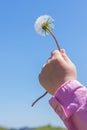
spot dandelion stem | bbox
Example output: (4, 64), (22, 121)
(32, 23), (61, 107)
(46, 27), (61, 51)
(32, 91), (48, 107)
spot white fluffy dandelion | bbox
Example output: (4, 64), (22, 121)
(34, 15), (60, 50)
(34, 15), (54, 36)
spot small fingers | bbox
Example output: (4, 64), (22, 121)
(60, 49), (72, 63)
(51, 50), (60, 57)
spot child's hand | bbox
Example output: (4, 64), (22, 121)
(39, 49), (77, 95)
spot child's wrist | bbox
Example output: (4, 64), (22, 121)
(52, 77), (77, 95)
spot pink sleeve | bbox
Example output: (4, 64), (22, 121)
(49, 80), (83, 121)
(49, 80), (87, 130)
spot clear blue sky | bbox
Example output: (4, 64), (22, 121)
(0, 0), (87, 129)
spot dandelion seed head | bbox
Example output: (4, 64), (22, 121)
(34, 15), (54, 36)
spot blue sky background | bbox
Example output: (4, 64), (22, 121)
(0, 0), (87, 129)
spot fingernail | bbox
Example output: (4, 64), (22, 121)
(42, 64), (46, 68)
(61, 49), (65, 53)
